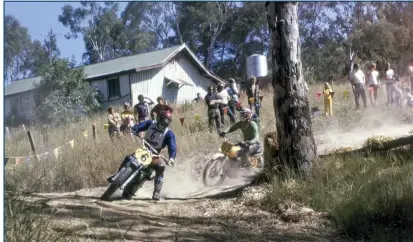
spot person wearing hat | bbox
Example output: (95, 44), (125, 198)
(204, 86), (221, 133)
(120, 102), (135, 135)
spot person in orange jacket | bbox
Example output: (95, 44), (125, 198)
(323, 82), (333, 116)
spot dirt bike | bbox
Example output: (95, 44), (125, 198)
(202, 140), (264, 187)
(100, 132), (172, 201)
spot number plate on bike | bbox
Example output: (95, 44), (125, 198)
(221, 142), (233, 154)
(134, 148), (151, 166)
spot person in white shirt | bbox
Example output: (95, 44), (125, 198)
(367, 63), (380, 106)
(351, 64), (367, 109)
(214, 83), (236, 125)
(385, 62), (397, 106)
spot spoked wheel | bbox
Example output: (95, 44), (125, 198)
(101, 167), (133, 201)
(202, 156), (228, 187)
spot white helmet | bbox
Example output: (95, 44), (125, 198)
(239, 108), (252, 122)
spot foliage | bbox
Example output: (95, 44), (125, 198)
(5, 15), (34, 83)
(34, 58), (100, 124)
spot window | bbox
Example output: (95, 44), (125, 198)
(107, 78), (120, 99)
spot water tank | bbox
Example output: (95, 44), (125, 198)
(246, 54), (268, 79)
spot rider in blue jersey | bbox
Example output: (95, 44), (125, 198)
(109, 110), (177, 201)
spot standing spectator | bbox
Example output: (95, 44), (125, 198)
(246, 76), (262, 117)
(107, 106), (121, 140)
(215, 83), (236, 125)
(193, 93), (204, 103)
(408, 59), (413, 95)
(229, 78), (239, 95)
(226, 80), (240, 117)
(120, 102), (135, 135)
(323, 82), (333, 116)
(151, 96), (174, 120)
(385, 63), (397, 106)
(134, 94), (154, 123)
(204, 86), (221, 133)
(367, 63), (380, 106)
(351, 64), (367, 109)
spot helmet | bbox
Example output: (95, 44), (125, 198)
(157, 111), (172, 130)
(124, 102), (130, 108)
(229, 78), (235, 83)
(138, 94), (144, 101)
(239, 108), (252, 122)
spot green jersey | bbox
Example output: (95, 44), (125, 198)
(225, 121), (260, 143)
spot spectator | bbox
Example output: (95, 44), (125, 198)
(246, 76), (262, 117)
(204, 86), (221, 133)
(120, 102), (135, 135)
(226, 79), (240, 116)
(134, 94), (154, 123)
(193, 93), (204, 103)
(323, 82), (333, 116)
(408, 59), (413, 95)
(229, 78), (239, 95)
(107, 106), (121, 140)
(215, 83), (236, 125)
(351, 64), (367, 109)
(150, 96), (174, 120)
(367, 63), (380, 106)
(385, 63), (397, 106)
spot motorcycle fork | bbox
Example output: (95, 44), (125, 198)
(120, 168), (141, 190)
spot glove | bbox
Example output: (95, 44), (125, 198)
(219, 131), (226, 138)
(167, 158), (175, 167)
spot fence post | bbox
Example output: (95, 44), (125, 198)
(5, 127), (11, 141)
(92, 124), (96, 140)
(27, 131), (37, 157)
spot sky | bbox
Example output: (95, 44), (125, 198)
(5, 1), (128, 66)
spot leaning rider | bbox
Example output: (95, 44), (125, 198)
(219, 108), (262, 161)
(108, 110), (177, 201)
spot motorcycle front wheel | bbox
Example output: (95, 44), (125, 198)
(202, 156), (228, 187)
(101, 167), (133, 201)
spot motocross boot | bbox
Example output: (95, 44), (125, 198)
(152, 178), (163, 201)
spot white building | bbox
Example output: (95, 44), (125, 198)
(4, 44), (226, 121)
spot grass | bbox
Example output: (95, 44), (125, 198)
(5, 82), (413, 241)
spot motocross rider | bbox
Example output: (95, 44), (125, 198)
(219, 108), (262, 160)
(109, 110), (176, 201)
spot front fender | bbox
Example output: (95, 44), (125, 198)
(211, 153), (225, 160)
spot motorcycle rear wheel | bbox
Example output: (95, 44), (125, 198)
(101, 167), (133, 201)
(202, 156), (228, 187)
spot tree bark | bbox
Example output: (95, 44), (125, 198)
(266, 2), (317, 171)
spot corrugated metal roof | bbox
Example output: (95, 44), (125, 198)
(83, 45), (183, 79)
(5, 44), (226, 96)
(4, 76), (41, 96)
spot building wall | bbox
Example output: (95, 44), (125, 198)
(4, 91), (36, 121)
(130, 68), (164, 107)
(90, 73), (131, 109)
(161, 55), (215, 104)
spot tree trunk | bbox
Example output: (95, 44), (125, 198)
(266, 2), (317, 171)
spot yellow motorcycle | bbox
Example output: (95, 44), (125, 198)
(101, 135), (172, 201)
(202, 140), (264, 187)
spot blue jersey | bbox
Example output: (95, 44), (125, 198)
(131, 120), (177, 160)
